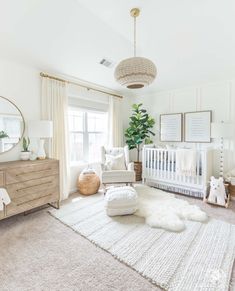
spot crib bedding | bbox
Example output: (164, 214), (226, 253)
(142, 147), (212, 198)
(145, 160), (202, 175)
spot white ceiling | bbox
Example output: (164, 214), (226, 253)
(1, 0), (235, 95)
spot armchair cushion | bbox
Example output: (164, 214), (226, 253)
(102, 170), (135, 184)
(127, 162), (134, 171)
(105, 153), (126, 170)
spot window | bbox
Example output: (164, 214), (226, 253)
(69, 107), (108, 163)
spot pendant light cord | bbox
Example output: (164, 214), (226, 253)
(134, 16), (136, 57)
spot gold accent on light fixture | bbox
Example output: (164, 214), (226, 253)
(130, 8), (140, 18)
(114, 8), (157, 89)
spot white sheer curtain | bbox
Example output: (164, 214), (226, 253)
(41, 77), (70, 200)
(108, 96), (123, 147)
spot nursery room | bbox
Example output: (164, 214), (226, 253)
(0, 0), (235, 290)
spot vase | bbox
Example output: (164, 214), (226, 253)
(20, 151), (31, 161)
(37, 139), (46, 159)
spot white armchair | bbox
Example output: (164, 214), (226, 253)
(101, 145), (136, 187)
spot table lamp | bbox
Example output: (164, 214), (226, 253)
(211, 122), (234, 177)
(28, 120), (53, 159)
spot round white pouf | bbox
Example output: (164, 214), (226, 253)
(104, 186), (138, 216)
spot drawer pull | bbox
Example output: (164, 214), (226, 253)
(16, 193), (53, 206)
(16, 168), (52, 176)
(16, 181), (53, 192)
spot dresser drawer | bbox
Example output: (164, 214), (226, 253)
(6, 161), (59, 184)
(6, 175), (59, 202)
(6, 194), (58, 217)
(0, 171), (4, 187)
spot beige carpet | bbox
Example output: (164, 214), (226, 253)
(0, 193), (234, 291)
(50, 193), (235, 291)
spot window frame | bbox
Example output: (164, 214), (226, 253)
(68, 106), (108, 164)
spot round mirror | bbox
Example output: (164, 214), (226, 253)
(0, 96), (25, 154)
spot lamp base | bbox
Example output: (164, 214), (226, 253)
(37, 139), (46, 160)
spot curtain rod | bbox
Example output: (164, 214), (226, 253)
(40, 72), (123, 99)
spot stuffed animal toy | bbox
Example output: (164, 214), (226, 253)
(208, 176), (227, 206)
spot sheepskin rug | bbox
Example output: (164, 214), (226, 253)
(134, 185), (208, 232)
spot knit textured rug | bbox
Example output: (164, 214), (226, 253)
(50, 193), (235, 291)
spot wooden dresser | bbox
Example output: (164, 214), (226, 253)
(0, 159), (60, 220)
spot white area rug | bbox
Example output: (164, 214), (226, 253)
(50, 192), (235, 291)
(135, 185), (208, 231)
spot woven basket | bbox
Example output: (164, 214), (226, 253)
(229, 183), (235, 199)
(134, 161), (142, 181)
(77, 170), (100, 195)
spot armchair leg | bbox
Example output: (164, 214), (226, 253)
(103, 184), (107, 195)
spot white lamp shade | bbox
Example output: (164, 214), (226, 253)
(28, 120), (53, 138)
(211, 122), (234, 138)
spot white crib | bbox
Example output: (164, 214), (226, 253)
(142, 146), (213, 198)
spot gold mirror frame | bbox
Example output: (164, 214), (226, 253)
(0, 96), (25, 155)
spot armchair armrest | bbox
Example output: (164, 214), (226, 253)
(127, 162), (134, 171)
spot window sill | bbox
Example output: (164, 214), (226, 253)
(70, 161), (101, 168)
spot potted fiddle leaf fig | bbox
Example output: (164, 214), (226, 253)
(20, 137), (31, 160)
(125, 103), (155, 181)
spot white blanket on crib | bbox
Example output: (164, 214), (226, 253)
(0, 188), (11, 211)
(176, 149), (196, 176)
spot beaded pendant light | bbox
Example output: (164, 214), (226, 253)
(114, 8), (157, 89)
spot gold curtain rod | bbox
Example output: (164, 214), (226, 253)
(40, 72), (123, 99)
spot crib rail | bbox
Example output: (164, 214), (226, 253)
(142, 147), (209, 194)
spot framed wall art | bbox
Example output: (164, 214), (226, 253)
(184, 110), (212, 143)
(160, 113), (183, 142)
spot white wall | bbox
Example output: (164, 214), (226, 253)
(135, 80), (235, 176)
(0, 59), (41, 162)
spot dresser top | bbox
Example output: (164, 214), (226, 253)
(0, 158), (58, 169)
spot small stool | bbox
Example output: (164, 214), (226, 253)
(77, 168), (100, 195)
(104, 186), (138, 216)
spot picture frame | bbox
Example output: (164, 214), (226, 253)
(184, 110), (212, 143)
(160, 113), (183, 142)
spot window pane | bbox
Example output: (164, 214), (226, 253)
(87, 112), (107, 132)
(68, 109), (83, 131)
(88, 133), (106, 162)
(70, 132), (84, 162)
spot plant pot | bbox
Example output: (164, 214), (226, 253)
(134, 161), (142, 181)
(20, 151), (31, 161)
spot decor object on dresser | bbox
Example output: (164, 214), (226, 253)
(104, 186), (138, 216)
(0, 159), (59, 220)
(20, 137), (31, 160)
(114, 8), (156, 89)
(28, 120), (53, 159)
(0, 96), (25, 154)
(101, 145), (135, 187)
(160, 113), (183, 142)
(77, 168), (100, 195)
(184, 111), (212, 143)
(211, 121), (234, 177)
(125, 103), (155, 181)
(142, 145), (213, 198)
